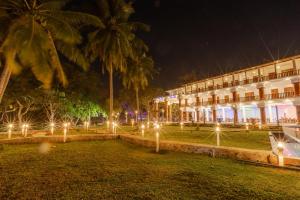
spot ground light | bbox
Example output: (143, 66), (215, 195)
(180, 122), (184, 130)
(131, 119), (135, 127)
(154, 123), (160, 153)
(50, 122), (55, 135)
(277, 141), (284, 166)
(135, 110), (138, 123)
(215, 124), (221, 146)
(8, 124), (13, 139)
(84, 121), (90, 132)
(141, 124), (145, 137)
(245, 123), (249, 132)
(24, 124), (29, 137)
(63, 123), (68, 143)
(112, 122), (117, 135)
(147, 121), (150, 129)
(125, 112), (128, 124)
(21, 124), (26, 136)
(258, 122), (262, 130)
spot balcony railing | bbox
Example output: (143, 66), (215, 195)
(184, 69), (300, 95)
(264, 92), (296, 100)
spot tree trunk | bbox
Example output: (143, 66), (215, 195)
(0, 63), (11, 103)
(135, 88), (140, 124)
(109, 63), (113, 133)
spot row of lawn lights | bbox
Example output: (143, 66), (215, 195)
(6, 121), (91, 142)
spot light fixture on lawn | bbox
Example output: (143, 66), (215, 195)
(154, 123), (160, 153)
(215, 125), (221, 146)
(50, 122), (55, 135)
(277, 141), (284, 167)
(63, 123), (68, 143)
(180, 122), (184, 130)
(141, 124), (145, 137)
(8, 124), (13, 139)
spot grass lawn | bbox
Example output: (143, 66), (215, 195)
(0, 141), (299, 199)
(133, 125), (272, 150)
(0, 125), (271, 150)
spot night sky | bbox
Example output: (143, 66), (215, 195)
(132, 0), (300, 89)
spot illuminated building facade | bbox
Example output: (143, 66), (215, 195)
(153, 55), (300, 125)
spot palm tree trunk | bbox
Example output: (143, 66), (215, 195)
(135, 88), (140, 124)
(109, 63), (113, 133)
(0, 63), (11, 103)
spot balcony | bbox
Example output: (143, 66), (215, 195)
(183, 69), (300, 95)
(264, 92), (296, 100)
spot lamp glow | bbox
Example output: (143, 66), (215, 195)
(131, 119), (135, 127)
(154, 123), (160, 153)
(215, 125), (221, 146)
(8, 124), (13, 139)
(63, 123), (68, 143)
(50, 122), (55, 135)
(277, 141), (284, 166)
(141, 124), (145, 137)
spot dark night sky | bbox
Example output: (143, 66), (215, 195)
(131, 0), (300, 89)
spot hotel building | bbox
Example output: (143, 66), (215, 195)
(152, 55), (300, 125)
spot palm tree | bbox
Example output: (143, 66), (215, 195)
(122, 52), (155, 123)
(0, 0), (103, 102)
(87, 0), (149, 132)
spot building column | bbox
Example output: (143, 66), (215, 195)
(212, 107), (217, 123)
(180, 109), (183, 122)
(257, 83), (265, 100)
(232, 106), (238, 125)
(296, 105), (300, 124)
(258, 103), (266, 124)
(186, 111), (189, 122)
(169, 104), (172, 122)
(165, 99), (168, 122)
(196, 109), (200, 122)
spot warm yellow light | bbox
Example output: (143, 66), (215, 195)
(141, 124), (145, 129)
(215, 126), (220, 132)
(8, 124), (13, 129)
(278, 142), (284, 149)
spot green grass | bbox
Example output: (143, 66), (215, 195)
(0, 141), (299, 199)
(135, 125), (271, 150)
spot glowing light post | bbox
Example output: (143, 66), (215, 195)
(258, 122), (262, 130)
(8, 124), (13, 139)
(245, 123), (249, 133)
(50, 122), (55, 135)
(24, 124), (29, 137)
(147, 121), (150, 129)
(84, 121), (90, 132)
(112, 122), (118, 135)
(131, 119), (135, 127)
(154, 123), (160, 153)
(180, 122), (184, 130)
(277, 142), (284, 167)
(21, 124), (26, 136)
(135, 110), (138, 124)
(125, 112), (128, 124)
(141, 124), (145, 137)
(63, 123), (68, 143)
(215, 124), (221, 146)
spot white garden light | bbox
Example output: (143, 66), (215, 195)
(141, 124), (145, 137)
(180, 122), (184, 130)
(50, 122), (55, 135)
(8, 124), (13, 139)
(63, 123), (68, 143)
(277, 141), (284, 167)
(154, 123), (160, 153)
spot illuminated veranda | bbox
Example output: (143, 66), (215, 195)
(152, 55), (300, 125)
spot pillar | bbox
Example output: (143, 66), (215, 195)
(165, 100), (168, 122)
(186, 111), (189, 122)
(180, 109), (183, 122)
(260, 107), (266, 124)
(257, 83), (265, 100)
(294, 82), (300, 96)
(212, 108), (217, 122)
(169, 104), (172, 122)
(233, 106), (238, 125)
(196, 109), (200, 122)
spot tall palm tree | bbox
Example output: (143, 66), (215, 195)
(87, 0), (149, 132)
(0, 0), (103, 102)
(122, 52), (155, 123)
